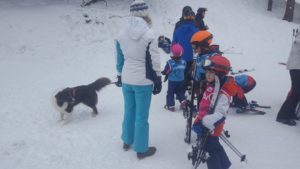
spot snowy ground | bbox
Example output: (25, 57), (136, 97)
(1, 0), (300, 169)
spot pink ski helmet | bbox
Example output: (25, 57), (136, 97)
(171, 43), (184, 58)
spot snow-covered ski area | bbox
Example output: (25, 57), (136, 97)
(1, 0), (300, 169)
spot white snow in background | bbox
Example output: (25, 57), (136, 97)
(0, 0), (300, 169)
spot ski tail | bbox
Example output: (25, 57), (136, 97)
(188, 131), (210, 169)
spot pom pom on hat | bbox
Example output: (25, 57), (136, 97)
(130, 0), (149, 17)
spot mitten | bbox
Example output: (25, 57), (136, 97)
(152, 77), (162, 95)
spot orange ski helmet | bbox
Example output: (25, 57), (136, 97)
(191, 30), (213, 48)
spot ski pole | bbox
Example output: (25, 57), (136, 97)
(223, 130), (230, 138)
(221, 46), (234, 53)
(220, 134), (247, 162)
(223, 51), (244, 55)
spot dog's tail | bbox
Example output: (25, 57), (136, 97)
(89, 77), (112, 91)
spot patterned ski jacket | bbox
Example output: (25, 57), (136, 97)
(162, 59), (186, 82)
(193, 51), (219, 81)
(116, 17), (161, 85)
(194, 77), (238, 136)
(234, 75), (256, 99)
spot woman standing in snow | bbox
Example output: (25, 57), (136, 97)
(115, 0), (162, 159)
(276, 31), (300, 126)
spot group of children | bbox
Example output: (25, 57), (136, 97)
(162, 13), (256, 113)
(161, 6), (257, 169)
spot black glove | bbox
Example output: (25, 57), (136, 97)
(152, 77), (162, 95)
(115, 75), (122, 87)
(152, 82), (162, 95)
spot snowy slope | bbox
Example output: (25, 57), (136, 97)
(0, 0), (300, 169)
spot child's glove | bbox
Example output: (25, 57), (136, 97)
(115, 75), (122, 87)
(192, 121), (210, 135)
(163, 75), (168, 82)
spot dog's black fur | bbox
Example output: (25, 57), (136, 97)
(55, 77), (111, 116)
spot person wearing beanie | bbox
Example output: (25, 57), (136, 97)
(161, 44), (187, 112)
(115, 0), (162, 159)
(195, 7), (208, 30)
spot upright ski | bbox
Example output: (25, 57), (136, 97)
(183, 74), (197, 144)
(188, 132), (209, 169)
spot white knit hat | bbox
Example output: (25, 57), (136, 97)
(130, 0), (149, 17)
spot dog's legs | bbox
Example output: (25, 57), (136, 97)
(58, 102), (68, 121)
(91, 106), (98, 117)
(60, 111), (65, 120)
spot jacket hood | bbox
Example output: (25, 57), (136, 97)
(126, 16), (149, 40)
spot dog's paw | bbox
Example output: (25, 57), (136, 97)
(91, 112), (97, 118)
(60, 112), (65, 121)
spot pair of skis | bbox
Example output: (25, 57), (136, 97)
(235, 101), (271, 115)
(183, 67), (198, 144)
(230, 68), (255, 75)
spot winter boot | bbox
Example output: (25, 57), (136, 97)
(137, 146), (156, 159)
(164, 105), (175, 112)
(276, 118), (297, 126)
(123, 143), (130, 151)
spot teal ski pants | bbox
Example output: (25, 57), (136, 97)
(121, 84), (153, 153)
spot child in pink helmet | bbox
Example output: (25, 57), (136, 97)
(162, 44), (187, 112)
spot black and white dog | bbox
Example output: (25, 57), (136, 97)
(52, 77), (111, 120)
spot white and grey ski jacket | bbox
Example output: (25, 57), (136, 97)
(287, 34), (300, 70)
(115, 16), (161, 85)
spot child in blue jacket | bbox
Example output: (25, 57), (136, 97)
(231, 74), (256, 108)
(162, 44), (187, 112)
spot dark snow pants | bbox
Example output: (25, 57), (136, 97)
(166, 81), (185, 107)
(205, 136), (231, 169)
(277, 70), (300, 120)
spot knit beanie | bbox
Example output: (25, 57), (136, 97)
(130, 0), (149, 17)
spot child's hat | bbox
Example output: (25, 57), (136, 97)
(130, 0), (149, 17)
(171, 43), (184, 58)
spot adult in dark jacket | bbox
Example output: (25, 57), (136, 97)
(173, 6), (194, 34)
(173, 10), (198, 91)
(276, 33), (300, 126)
(195, 7), (208, 30)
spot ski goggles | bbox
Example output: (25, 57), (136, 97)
(203, 59), (231, 72)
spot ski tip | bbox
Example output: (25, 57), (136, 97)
(241, 155), (247, 162)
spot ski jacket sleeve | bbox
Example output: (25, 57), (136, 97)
(144, 32), (162, 84)
(162, 61), (171, 75)
(287, 34), (300, 70)
(115, 40), (124, 76)
(236, 87), (245, 99)
(202, 93), (230, 131)
(149, 38), (162, 78)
